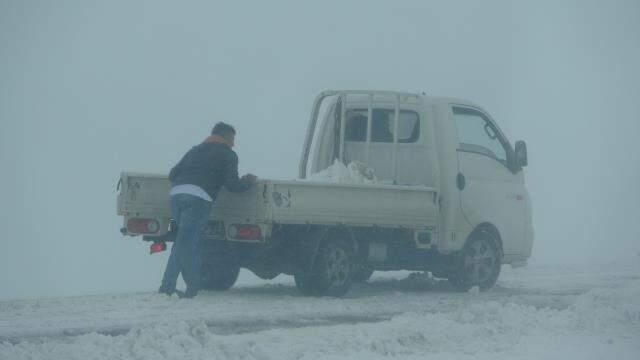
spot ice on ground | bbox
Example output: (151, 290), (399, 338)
(307, 159), (378, 184)
(1, 262), (639, 360)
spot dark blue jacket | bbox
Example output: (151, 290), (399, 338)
(169, 141), (251, 200)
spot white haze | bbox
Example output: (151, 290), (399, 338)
(1, 0), (638, 300)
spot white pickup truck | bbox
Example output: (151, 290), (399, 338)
(117, 90), (533, 296)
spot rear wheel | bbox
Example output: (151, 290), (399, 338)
(449, 231), (501, 291)
(294, 272), (318, 296)
(352, 265), (374, 283)
(201, 242), (240, 291)
(201, 260), (240, 291)
(295, 237), (354, 297)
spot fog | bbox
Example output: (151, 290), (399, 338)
(1, 0), (638, 301)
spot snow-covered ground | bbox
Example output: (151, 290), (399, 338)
(1, 260), (639, 360)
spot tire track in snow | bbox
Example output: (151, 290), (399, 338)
(0, 313), (397, 345)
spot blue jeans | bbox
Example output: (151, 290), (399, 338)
(161, 194), (212, 293)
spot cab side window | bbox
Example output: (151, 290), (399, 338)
(453, 107), (507, 165)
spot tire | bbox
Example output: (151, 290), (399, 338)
(449, 231), (501, 292)
(294, 272), (318, 296)
(352, 266), (374, 283)
(201, 258), (240, 291)
(295, 237), (354, 297)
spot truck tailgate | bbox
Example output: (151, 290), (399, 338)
(118, 172), (263, 224)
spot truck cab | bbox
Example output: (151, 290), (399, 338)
(300, 90), (532, 266)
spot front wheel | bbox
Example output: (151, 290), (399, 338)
(449, 231), (501, 291)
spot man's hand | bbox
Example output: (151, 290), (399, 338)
(242, 174), (258, 184)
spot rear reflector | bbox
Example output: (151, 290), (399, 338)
(229, 224), (262, 240)
(150, 241), (167, 254)
(127, 218), (160, 234)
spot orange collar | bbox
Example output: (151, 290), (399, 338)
(203, 135), (227, 144)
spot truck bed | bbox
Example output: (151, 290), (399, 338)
(117, 172), (439, 236)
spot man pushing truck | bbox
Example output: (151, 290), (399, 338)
(159, 122), (257, 298)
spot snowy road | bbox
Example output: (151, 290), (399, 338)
(1, 261), (639, 359)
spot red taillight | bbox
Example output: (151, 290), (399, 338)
(150, 242), (167, 254)
(127, 218), (160, 234)
(229, 224), (262, 240)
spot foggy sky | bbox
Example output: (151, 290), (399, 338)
(1, 0), (639, 300)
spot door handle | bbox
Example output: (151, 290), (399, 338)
(456, 173), (466, 190)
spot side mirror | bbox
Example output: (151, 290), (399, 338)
(515, 140), (528, 168)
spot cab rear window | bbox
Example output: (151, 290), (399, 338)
(345, 109), (420, 143)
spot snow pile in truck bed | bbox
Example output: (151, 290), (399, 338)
(308, 159), (378, 184)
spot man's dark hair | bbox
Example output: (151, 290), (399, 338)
(211, 122), (236, 138)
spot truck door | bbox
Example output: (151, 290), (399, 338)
(451, 106), (526, 255)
